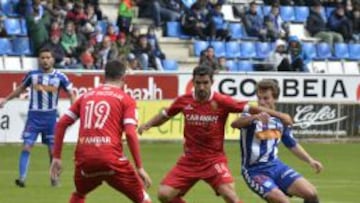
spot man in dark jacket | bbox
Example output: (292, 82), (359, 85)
(306, 1), (343, 46)
(181, 2), (211, 41)
(328, 4), (353, 41)
(41, 30), (72, 68)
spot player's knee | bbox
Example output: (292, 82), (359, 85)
(265, 190), (290, 203)
(302, 186), (319, 202)
(157, 189), (171, 202)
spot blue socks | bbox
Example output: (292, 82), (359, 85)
(19, 150), (30, 181)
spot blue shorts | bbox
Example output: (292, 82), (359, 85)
(22, 111), (57, 146)
(241, 159), (302, 198)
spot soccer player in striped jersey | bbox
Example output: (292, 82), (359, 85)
(0, 48), (76, 187)
(231, 79), (323, 203)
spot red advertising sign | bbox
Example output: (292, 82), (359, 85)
(0, 72), (179, 100)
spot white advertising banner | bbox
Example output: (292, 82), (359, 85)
(178, 73), (360, 102)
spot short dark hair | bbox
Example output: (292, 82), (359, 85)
(192, 65), (214, 81)
(256, 79), (280, 99)
(38, 48), (54, 57)
(250, 1), (257, 6)
(105, 60), (126, 80)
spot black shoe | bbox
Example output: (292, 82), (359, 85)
(15, 179), (25, 188)
(51, 178), (59, 187)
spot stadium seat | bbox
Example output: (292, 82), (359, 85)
(1, 0), (19, 17)
(228, 23), (244, 40)
(256, 5), (263, 17)
(162, 59), (178, 71)
(294, 6), (309, 22)
(19, 18), (27, 36)
(320, 7), (327, 21)
(221, 4), (240, 22)
(327, 61), (343, 74)
(326, 7), (336, 18)
(280, 6), (295, 22)
(166, 21), (181, 37)
(316, 43), (332, 59)
(343, 61), (359, 74)
(225, 41), (241, 58)
(12, 37), (31, 55)
(255, 42), (273, 59)
(262, 5), (271, 16)
(193, 40), (209, 57)
(240, 42), (256, 58)
(97, 20), (108, 34)
(226, 60), (237, 71)
(4, 18), (22, 35)
(22, 56), (38, 70)
(311, 61), (327, 73)
(0, 38), (13, 54)
(237, 61), (254, 72)
(348, 44), (360, 60)
(4, 56), (22, 70)
(334, 43), (349, 59)
(211, 41), (226, 57)
(182, 0), (196, 9)
(302, 42), (317, 59)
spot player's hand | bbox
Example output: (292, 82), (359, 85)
(0, 99), (7, 108)
(254, 112), (270, 123)
(309, 159), (323, 174)
(279, 113), (293, 126)
(138, 124), (151, 135)
(137, 168), (152, 189)
(50, 158), (63, 180)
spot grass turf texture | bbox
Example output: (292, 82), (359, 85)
(0, 142), (359, 203)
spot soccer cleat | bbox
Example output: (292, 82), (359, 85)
(51, 178), (60, 187)
(15, 179), (25, 188)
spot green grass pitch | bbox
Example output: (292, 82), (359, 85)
(0, 142), (359, 203)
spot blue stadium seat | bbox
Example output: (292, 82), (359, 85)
(294, 6), (309, 22)
(211, 41), (226, 57)
(226, 60), (237, 71)
(182, 0), (196, 9)
(334, 43), (349, 59)
(262, 5), (271, 16)
(12, 37), (31, 55)
(4, 18), (21, 35)
(1, 0), (20, 17)
(255, 42), (273, 59)
(320, 7), (327, 21)
(162, 59), (178, 71)
(228, 23), (244, 40)
(240, 42), (256, 58)
(225, 41), (241, 58)
(19, 18), (27, 36)
(280, 6), (295, 22)
(97, 20), (108, 34)
(326, 7), (335, 18)
(316, 43), (332, 59)
(0, 38), (13, 54)
(302, 42), (317, 59)
(193, 40), (209, 56)
(238, 61), (254, 72)
(256, 5), (263, 17)
(166, 21), (181, 37)
(348, 44), (360, 60)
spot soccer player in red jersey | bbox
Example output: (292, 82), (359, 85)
(138, 65), (292, 203)
(50, 60), (152, 203)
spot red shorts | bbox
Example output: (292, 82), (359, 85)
(161, 155), (234, 195)
(73, 157), (148, 203)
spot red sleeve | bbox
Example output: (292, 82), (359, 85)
(221, 95), (249, 113)
(125, 124), (142, 168)
(164, 97), (183, 117)
(123, 97), (138, 126)
(52, 97), (82, 159)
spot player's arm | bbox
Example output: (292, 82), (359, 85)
(231, 112), (269, 129)
(249, 106), (293, 126)
(282, 127), (323, 174)
(138, 111), (171, 135)
(60, 73), (76, 104)
(67, 91), (76, 104)
(0, 84), (27, 108)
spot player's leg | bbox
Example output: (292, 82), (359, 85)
(158, 185), (185, 203)
(42, 123), (57, 186)
(70, 167), (103, 203)
(286, 177), (319, 203)
(216, 183), (244, 203)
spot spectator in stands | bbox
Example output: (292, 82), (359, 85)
(244, 2), (267, 41)
(208, 3), (231, 41)
(351, 8), (360, 42)
(84, 0), (103, 20)
(41, 30), (71, 68)
(116, 32), (133, 61)
(151, 0), (182, 27)
(147, 25), (166, 61)
(199, 46), (221, 72)
(26, 6), (49, 55)
(94, 36), (119, 69)
(116, 0), (134, 34)
(306, 1), (344, 46)
(132, 34), (163, 70)
(85, 4), (98, 27)
(266, 39), (291, 71)
(127, 53), (140, 70)
(0, 18), (8, 37)
(61, 21), (79, 57)
(66, 2), (87, 25)
(217, 56), (229, 72)
(288, 36), (310, 72)
(265, 3), (289, 41)
(129, 26), (141, 46)
(79, 43), (96, 69)
(90, 25), (104, 45)
(328, 4), (353, 42)
(106, 24), (118, 42)
(181, 2), (211, 41)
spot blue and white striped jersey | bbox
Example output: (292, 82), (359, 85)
(22, 69), (72, 112)
(240, 114), (297, 169)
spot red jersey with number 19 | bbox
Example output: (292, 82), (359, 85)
(163, 91), (248, 160)
(55, 84), (137, 163)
